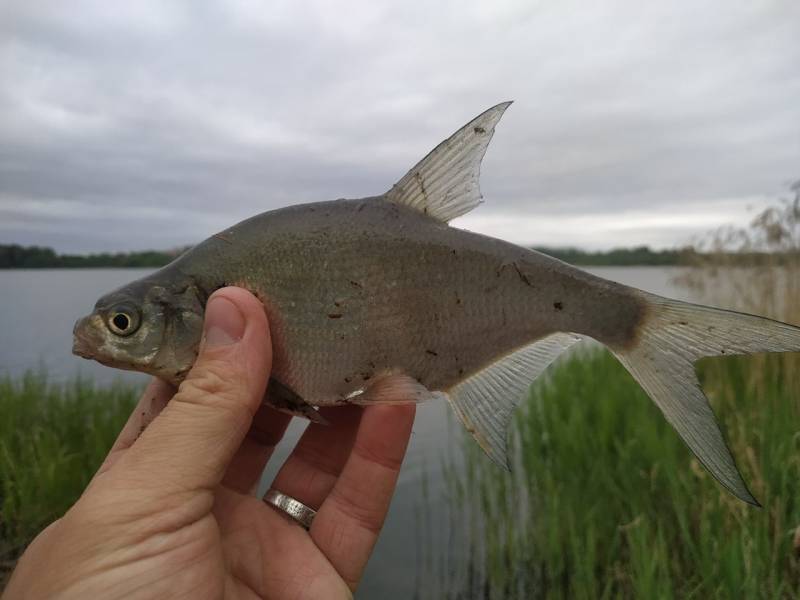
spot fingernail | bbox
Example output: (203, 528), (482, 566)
(204, 296), (246, 347)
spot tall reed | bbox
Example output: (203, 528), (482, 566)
(0, 373), (138, 584)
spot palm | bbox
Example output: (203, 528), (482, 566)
(125, 398), (410, 599)
(100, 393), (412, 600)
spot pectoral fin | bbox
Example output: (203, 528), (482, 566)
(266, 378), (328, 424)
(345, 373), (446, 405)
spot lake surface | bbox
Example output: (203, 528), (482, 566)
(0, 267), (695, 598)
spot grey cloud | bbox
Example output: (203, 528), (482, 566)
(1, 0), (798, 252)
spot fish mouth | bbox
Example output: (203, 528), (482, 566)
(72, 315), (99, 359)
(72, 337), (94, 359)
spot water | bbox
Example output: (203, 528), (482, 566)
(0, 266), (692, 597)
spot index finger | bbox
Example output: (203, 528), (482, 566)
(93, 378), (173, 478)
(309, 403), (415, 591)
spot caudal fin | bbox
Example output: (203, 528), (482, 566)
(612, 292), (800, 505)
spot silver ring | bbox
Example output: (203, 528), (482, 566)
(263, 489), (317, 529)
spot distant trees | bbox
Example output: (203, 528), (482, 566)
(2, 242), (687, 269)
(532, 245), (690, 266)
(0, 244), (186, 268)
(0, 245), (60, 268)
(5, 233), (794, 269)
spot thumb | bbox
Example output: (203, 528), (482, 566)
(124, 287), (272, 493)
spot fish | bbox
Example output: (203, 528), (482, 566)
(73, 101), (800, 505)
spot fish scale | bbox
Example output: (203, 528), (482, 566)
(73, 102), (800, 506)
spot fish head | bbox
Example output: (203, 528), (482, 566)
(72, 276), (205, 384)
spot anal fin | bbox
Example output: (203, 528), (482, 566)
(266, 378), (329, 425)
(446, 333), (582, 469)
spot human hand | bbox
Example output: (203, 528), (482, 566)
(3, 287), (416, 599)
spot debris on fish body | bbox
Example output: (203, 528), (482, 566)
(73, 102), (800, 506)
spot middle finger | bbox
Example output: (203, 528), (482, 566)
(266, 405), (363, 510)
(223, 403), (292, 493)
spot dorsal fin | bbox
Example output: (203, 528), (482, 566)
(385, 101), (512, 222)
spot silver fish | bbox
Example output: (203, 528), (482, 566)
(73, 102), (800, 505)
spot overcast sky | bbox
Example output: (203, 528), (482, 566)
(1, 1), (798, 253)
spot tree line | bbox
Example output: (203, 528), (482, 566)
(533, 245), (691, 266)
(2, 242), (691, 268)
(0, 244), (184, 269)
(2, 242), (795, 269)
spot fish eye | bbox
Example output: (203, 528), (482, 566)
(107, 305), (140, 336)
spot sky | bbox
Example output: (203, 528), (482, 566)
(1, 0), (798, 253)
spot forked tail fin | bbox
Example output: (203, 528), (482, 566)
(612, 292), (800, 505)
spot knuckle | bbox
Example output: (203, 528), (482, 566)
(294, 446), (343, 479)
(329, 487), (384, 536)
(176, 360), (252, 427)
(183, 360), (233, 397)
(352, 441), (404, 473)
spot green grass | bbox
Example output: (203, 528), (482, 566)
(0, 372), (139, 576)
(434, 350), (800, 599)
